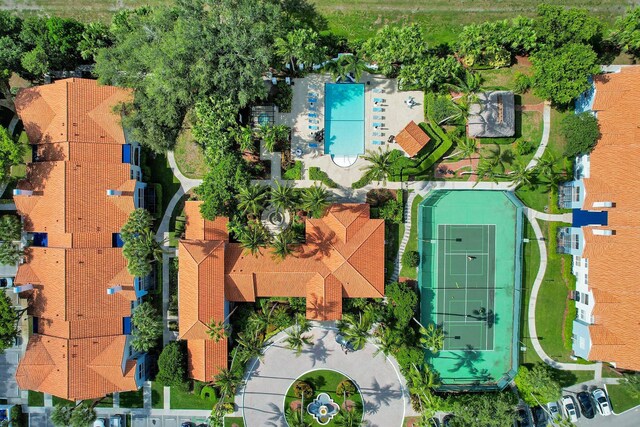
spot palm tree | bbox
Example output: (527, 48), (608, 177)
(285, 325), (313, 356)
(238, 222), (269, 256)
(235, 330), (266, 362)
(238, 184), (269, 218)
(474, 158), (500, 184)
(235, 125), (256, 153)
(334, 409), (365, 427)
(301, 184), (332, 218)
(509, 161), (536, 189)
(373, 326), (403, 359)
(446, 70), (483, 95)
(454, 138), (478, 164)
(206, 319), (228, 342)
(0, 215), (21, 241)
(360, 148), (394, 185)
(271, 229), (299, 260)
(323, 59), (348, 82)
(260, 124), (278, 153)
(274, 32), (299, 72)
(212, 366), (243, 398)
(270, 180), (298, 213)
(285, 408), (309, 427)
(246, 311), (269, 335)
(419, 323), (444, 354)
(341, 311), (374, 350)
(339, 53), (368, 82)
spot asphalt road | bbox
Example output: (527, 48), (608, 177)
(575, 406), (639, 427)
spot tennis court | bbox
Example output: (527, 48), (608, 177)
(418, 190), (524, 390)
(436, 224), (496, 351)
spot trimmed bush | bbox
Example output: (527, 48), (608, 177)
(379, 199), (403, 224)
(283, 160), (302, 180)
(513, 72), (531, 94)
(309, 166), (338, 188)
(402, 250), (420, 268)
(156, 342), (187, 389)
(561, 112), (600, 157)
(293, 380), (314, 399)
(336, 379), (357, 397)
(200, 385), (216, 400)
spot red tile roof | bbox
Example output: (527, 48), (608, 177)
(580, 66), (640, 370)
(14, 78), (142, 399)
(179, 201), (385, 380)
(395, 121), (431, 157)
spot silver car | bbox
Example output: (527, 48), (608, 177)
(592, 388), (612, 416)
(561, 396), (579, 423)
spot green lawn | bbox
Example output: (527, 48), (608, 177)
(170, 385), (217, 410)
(174, 123), (207, 179)
(52, 396), (75, 406)
(27, 391), (44, 407)
(399, 194), (423, 279)
(151, 382), (165, 409)
(5, 1), (628, 45)
(145, 151), (182, 225)
(96, 394), (114, 408)
(607, 383), (640, 414)
(224, 417), (245, 427)
(119, 388), (144, 409)
(284, 369), (363, 427)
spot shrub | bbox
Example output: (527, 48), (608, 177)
(193, 381), (205, 396)
(336, 379), (357, 397)
(515, 139), (534, 156)
(293, 381), (314, 399)
(402, 250), (420, 268)
(200, 385), (217, 400)
(562, 112), (600, 157)
(395, 345), (424, 374)
(513, 72), (531, 94)
(351, 174), (372, 189)
(283, 160), (302, 180)
(155, 342), (187, 389)
(379, 199), (403, 224)
(308, 167), (338, 188)
(430, 95), (460, 124)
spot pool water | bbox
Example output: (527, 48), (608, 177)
(324, 83), (365, 156)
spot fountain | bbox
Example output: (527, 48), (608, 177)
(261, 205), (291, 235)
(307, 393), (340, 425)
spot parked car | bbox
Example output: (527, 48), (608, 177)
(576, 391), (595, 419)
(592, 388), (612, 416)
(93, 419), (107, 427)
(442, 414), (454, 427)
(109, 415), (123, 427)
(516, 407), (532, 427)
(546, 401), (560, 421)
(181, 422), (193, 427)
(561, 396), (579, 423)
(532, 405), (549, 427)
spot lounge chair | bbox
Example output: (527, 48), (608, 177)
(372, 88), (382, 93)
(271, 77), (277, 85)
(285, 77), (291, 85)
(309, 125), (319, 130)
(373, 115), (384, 120)
(308, 98), (317, 103)
(373, 132), (384, 137)
(309, 143), (319, 148)
(308, 91), (318, 97)
(372, 140), (384, 145)
(373, 97), (385, 103)
(308, 113), (318, 118)
(309, 119), (319, 124)
(309, 106), (317, 111)
(373, 122), (383, 128)
(373, 107), (384, 112)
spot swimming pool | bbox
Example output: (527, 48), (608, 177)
(324, 83), (365, 156)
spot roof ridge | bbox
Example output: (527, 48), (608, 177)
(180, 240), (223, 265)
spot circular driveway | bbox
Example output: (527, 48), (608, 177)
(240, 324), (410, 427)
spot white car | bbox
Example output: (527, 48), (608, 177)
(561, 396), (579, 423)
(93, 419), (107, 427)
(109, 415), (123, 427)
(592, 388), (612, 416)
(546, 401), (560, 420)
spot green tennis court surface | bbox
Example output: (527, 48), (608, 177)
(419, 191), (524, 390)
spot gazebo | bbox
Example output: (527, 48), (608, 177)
(395, 121), (431, 157)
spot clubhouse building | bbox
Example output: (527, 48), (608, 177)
(558, 66), (640, 371)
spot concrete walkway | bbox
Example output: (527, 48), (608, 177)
(239, 324), (411, 427)
(392, 190), (417, 282)
(526, 102), (551, 171)
(524, 208), (600, 374)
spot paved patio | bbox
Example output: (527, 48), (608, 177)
(275, 72), (424, 188)
(239, 324), (412, 427)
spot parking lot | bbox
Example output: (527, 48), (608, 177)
(131, 414), (209, 427)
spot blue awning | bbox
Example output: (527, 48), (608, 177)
(122, 144), (132, 163)
(573, 209), (608, 227)
(123, 317), (132, 335)
(112, 233), (125, 248)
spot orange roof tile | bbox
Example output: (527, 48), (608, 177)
(15, 334), (138, 400)
(395, 121), (431, 157)
(184, 201), (229, 241)
(16, 78), (132, 146)
(580, 66), (640, 371)
(186, 339), (228, 382)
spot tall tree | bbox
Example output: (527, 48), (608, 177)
(131, 301), (162, 352)
(0, 292), (19, 352)
(0, 215), (21, 241)
(0, 12), (24, 109)
(121, 209), (163, 278)
(340, 311), (374, 350)
(238, 184), (269, 219)
(339, 53), (368, 82)
(285, 324), (313, 356)
(534, 4), (603, 48)
(509, 161), (536, 189)
(610, 7), (640, 56)
(360, 148), (395, 185)
(197, 152), (251, 220)
(50, 405), (72, 427)
(156, 341), (187, 388)
(515, 363), (562, 407)
(274, 28), (325, 73)
(212, 366), (243, 398)
(450, 392), (517, 427)
(78, 21), (113, 61)
(384, 282), (417, 330)
(271, 229), (299, 261)
(531, 43), (599, 106)
(238, 222), (270, 257)
(0, 126), (25, 182)
(96, 0), (283, 152)
(419, 323), (444, 354)
(301, 185), (331, 218)
(360, 24), (430, 76)
(270, 180), (298, 213)
(68, 401), (97, 427)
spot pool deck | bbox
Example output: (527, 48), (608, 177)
(276, 72), (424, 187)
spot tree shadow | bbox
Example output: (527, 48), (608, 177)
(361, 378), (402, 406)
(302, 332), (331, 367)
(448, 345), (485, 374)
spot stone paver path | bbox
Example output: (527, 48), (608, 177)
(240, 324), (410, 427)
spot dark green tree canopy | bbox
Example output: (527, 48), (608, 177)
(156, 341), (187, 388)
(131, 301), (162, 352)
(0, 291), (19, 352)
(384, 282), (418, 329)
(610, 7), (640, 56)
(196, 152), (251, 220)
(531, 43), (599, 106)
(0, 126), (25, 182)
(515, 363), (562, 407)
(360, 24), (430, 76)
(534, 4), (603, 48)
(561, 112), (600, 157)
